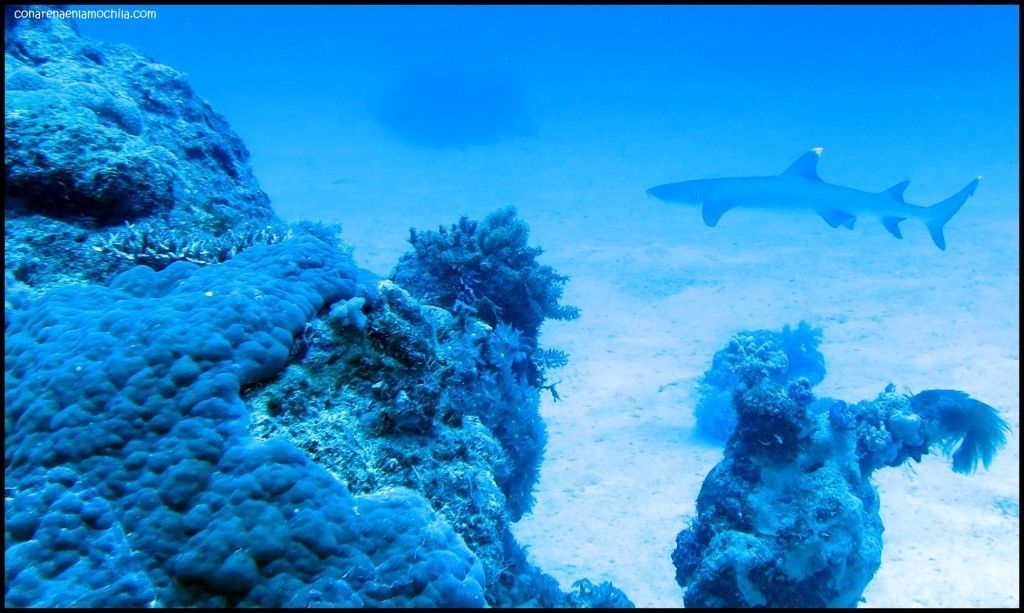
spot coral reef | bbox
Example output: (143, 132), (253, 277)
(248, 212), (627, 606)
(852, 386), (1009, 475)
(695, 321), (826, 442)
(5, 225), (627, 607)
(672, 328), (1009, 607)
(5, 238), (486, 607)
(392, 206), (580, 347)
(391, 206), (580, 515)
(4, 11), (632, 609)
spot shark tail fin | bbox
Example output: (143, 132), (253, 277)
(923, 177), (980, 250)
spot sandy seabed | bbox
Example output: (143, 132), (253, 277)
(269, 131), (1020, 608)
(508, 206), (1020, 609)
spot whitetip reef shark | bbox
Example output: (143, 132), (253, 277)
(646, 147), (980, 250)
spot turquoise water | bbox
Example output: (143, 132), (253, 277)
(66, 5), (1020, 608)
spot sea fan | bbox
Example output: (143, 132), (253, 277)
(910, 389), (1010, 474)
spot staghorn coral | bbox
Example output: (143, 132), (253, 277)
(94, 220), (296, 267)
(93, 218), (346, 270)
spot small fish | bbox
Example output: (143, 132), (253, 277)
(647, 147), (980, 249)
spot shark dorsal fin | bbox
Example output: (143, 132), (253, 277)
(782, 147), (824, 182)
(883, 180), (910, 202)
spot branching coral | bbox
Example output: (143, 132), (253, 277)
(388, 208), (581, 518)
(392, 206), (579, 387)
(94, 219), (345, 270)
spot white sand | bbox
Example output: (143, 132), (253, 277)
(265, 125), (1019, 608)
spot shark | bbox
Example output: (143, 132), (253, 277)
(646, 147), (980, 250)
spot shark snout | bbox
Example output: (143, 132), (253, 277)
(645, 185), (670, 199)
(646, 181), (706, 206)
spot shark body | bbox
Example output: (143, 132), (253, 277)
(646, 147), (980, 250)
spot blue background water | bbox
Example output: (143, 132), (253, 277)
(74, 5), (1020, 607)
(76, 6), (1019, 267)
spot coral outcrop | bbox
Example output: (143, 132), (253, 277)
(4, 9), (632, 609)
(392, 206), (580, 518)
(248, 211), (629, 607)
(5, 237), (486, 607)
(672, 328), (1009, 607)
(695, 321), (825, 442)
(5, 8), (282, 298)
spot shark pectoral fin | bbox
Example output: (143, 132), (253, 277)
(701, 201), (735, 227)
(881, 216), (906, 239)
(817, 207), (856, 229)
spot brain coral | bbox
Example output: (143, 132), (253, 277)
(4, 236), (486, 607)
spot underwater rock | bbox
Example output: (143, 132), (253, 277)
(4, 9), (278, 295)
(673, 328), (1009, 607)
(695, 321), (826, 442)
(376, 67), (530, 148)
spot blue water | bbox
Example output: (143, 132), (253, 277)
(78, 6), (1019, 257)
(72, 5), (1019, 607)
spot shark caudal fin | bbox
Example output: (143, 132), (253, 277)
(923, 177), (981, 250)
